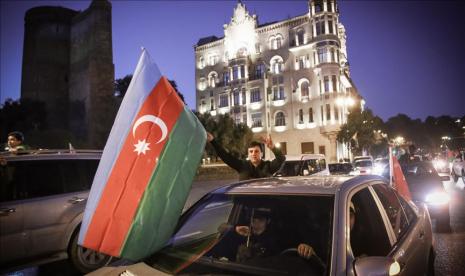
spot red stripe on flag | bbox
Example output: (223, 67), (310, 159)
(83, 77), (183, 255)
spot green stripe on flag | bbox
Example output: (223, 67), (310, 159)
(120, 107), (206, 260)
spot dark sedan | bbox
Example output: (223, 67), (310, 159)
(402, 161), (451, 232)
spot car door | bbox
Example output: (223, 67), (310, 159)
(0, 160), (27, 264)
(371, 184), (429, 276)
(23, 158), (97, 258)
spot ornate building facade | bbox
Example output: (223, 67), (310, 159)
(195, 0), (363, 162)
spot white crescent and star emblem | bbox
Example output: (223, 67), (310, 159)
(132, 115), (168, 155)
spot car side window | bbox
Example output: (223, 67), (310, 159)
(350, 187), (391, 257)
(397, 194), (417, 224)
(7, 160), (64, 200)
(372, 184), (409, 240)
(61, 159), (99, 192)
(0, 162), (16, 202)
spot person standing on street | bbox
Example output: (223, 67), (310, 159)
(207, 132), (285, 180)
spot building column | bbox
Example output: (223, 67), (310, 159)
(327, 132), (338, 162)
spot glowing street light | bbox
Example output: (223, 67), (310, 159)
(394, 136), (405, 145)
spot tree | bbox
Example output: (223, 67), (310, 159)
(337, 107), (385, 156)
(0, 98), (79, 148)
(195, 112), (253, 160)
(114, 75), (186, 104)
(114, 74), (133, 97)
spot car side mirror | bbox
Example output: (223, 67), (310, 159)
(354, 256), (401, 276)
(440, 175), (450, 182)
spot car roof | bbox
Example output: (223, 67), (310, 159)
(284, 154), (326, 161)
(213, 175), (384, 195)
(0, 149), (102, 161)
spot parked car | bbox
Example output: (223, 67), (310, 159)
(402, 161), (451, 232)
(451, 152), (465, 183)
(98, 175), (435, 275)
(373, 158), (390, 179)
(274, 154), (329, 177)
(0, 150), (111, 273)
(328, 162), (354, 175)
(352, 157), (374, 175)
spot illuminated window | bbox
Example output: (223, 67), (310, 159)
(233, 66), (239, 80)
(275, 111), (286, 126)
(219, 94), (229, 107)
(270, 56), (284, 74)
(315, 20), (325, 36)
(324, 76), (330, 92)
(309, 108), (314, 123)
(198, 56), (205, 69)
(208, 72), (218, 87)
(208, 55), (219, 66)
(332, 75), (337, 92)
(297, 29), (305, 45)
(237, 47), (248, 57)
(250, 88), (261, 102)
(198, 78), (207, 91)
(223, 71), (230, 85)
(252, 113), (262, 127)
(318, 48), (328, 63)
(233, 90), (240, 106)
(255, 64), (265, 79)
(301, 81), (309, 97)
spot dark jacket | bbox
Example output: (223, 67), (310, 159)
(211, 139), (285, 180)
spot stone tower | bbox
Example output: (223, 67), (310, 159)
(21, 0), (115, 148)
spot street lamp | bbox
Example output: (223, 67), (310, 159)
(394, 136), (405, 146)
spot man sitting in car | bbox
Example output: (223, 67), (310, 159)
(233, 208), (317, 262)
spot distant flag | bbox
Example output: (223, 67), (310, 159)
(78, 49), (206, 260)
(389, 147), (412, 200)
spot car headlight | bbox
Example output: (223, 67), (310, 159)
(433, 160), (446, 169)
(373, 164), (384, 175)
(425, 191), (450, 205)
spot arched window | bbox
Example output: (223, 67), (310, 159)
(208, 72), (218, 87)
(269, 34), (283, 50)
(301, 81), (309, 97)
(275, 111), (286, 126)
(198, 56), (205, 69)
(237, 47), (248, 57)
(269, 36), (276, 50)
(270, 56), (284, 74)
(198, 78), (207, 91)
(275, 34), (283, 49)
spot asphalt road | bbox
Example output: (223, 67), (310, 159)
(4, 177), (465, 276)
(434, 176), (465, 276)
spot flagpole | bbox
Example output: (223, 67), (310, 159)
(389, 146), (393, 187)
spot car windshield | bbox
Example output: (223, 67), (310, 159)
(354, 160), (372, 168)
(146, 193), (334, 275)
(275, 159), (324, 176)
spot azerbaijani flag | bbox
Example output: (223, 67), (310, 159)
(78, 49), (206, 260)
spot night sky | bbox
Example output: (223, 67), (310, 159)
(1, 0), (464, 121)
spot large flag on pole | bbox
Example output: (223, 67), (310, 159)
(79, 49), (206, 260)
